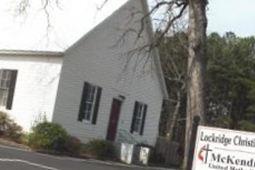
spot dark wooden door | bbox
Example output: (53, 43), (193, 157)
(106, 99), (122, 141)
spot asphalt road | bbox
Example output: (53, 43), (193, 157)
(0, 145), (171, 170)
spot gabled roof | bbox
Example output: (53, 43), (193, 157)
(0, 49), (63, 57)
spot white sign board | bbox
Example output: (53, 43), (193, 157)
(192, 126), (255, 170)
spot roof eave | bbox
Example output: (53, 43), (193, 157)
(140, 0), (169, 100)
(0, 50), (64, 57)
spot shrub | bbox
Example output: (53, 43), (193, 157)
(0, 111), (11, 135)
(19, 133), (29, 145)
(28, 122), (68, 152)
(83, 139), (116, 160)
(238, 120), (255, 132)
(64, 136), (81, 155)
(0, 111), (23, 142)
(5, 121), (23, 143)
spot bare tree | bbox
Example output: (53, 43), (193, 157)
(15, 0), (61, 43)
(159, 32), (188, 142)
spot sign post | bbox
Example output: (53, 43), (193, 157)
(187, 116), (201, 170)
(192, 126), (255, 170)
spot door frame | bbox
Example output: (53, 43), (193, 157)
(106, 98), (122, 141)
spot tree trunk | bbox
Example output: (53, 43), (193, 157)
(166, 90), (181, 141)
(183, 0), (207, 169)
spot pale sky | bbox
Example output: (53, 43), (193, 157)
(0, 0), (254, 51)
(207, 0), (255, 37)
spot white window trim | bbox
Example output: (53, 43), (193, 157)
(82, 85), (98, 123)
(133, 102), (146, 134)
(0, 70), (12, 107)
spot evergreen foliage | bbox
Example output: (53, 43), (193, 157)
(206, 32), (255, 130)
(159, 32), (255, 140)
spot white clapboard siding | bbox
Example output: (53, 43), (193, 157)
(0, 52), (62, 131)
(53, 0), (164, 145)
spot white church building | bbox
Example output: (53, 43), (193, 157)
(0, 0), (168, 145)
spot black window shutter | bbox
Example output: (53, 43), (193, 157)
(140, 105), (147, 136)
(92, 87), (102, 125)
(6, 70), (18, 110)
(130, 101), (139, 133)
(78, 82), (89, 121)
